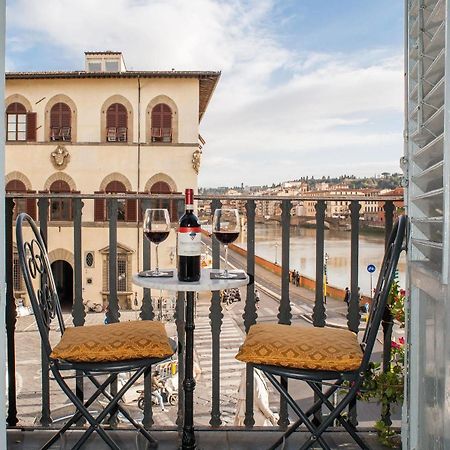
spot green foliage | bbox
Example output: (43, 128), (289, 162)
(358, 273), (405, 448)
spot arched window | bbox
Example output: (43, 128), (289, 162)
(50, 102), (71, 141)
(151, 104), (172, 142)
(106, 103), (128, 142)
(50, 180), (72, 221)
(95, 181), (136, 222)
(150, 181), (177, 221)
(6, 103), (36, 142)
(6, 179), (36, 219)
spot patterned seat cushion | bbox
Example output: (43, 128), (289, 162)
(51, 320), (174, 363)
(236, 323), (363, 372)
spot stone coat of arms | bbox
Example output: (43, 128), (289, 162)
(51, 145), (70, 170)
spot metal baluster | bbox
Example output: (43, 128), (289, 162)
(38, 197), (52, 426)
(243, 199), (256, 427)
(210, 199), (222, 427)
(313, 200), (326, 327)
(106, 198), (119, 428)
(176, 291), (185, 430)
(140, 198), (155, 429)
(72, 197), (85, 425)
(347, 200), (361, 426)
(277, 199), (292, 430)
(5, 197), (18, 426)
(381, 201), (395, 427)
(312, 200), (326, 425)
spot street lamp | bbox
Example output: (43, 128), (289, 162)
(324, 252), (329, 304)
(274, 243), (279, 265)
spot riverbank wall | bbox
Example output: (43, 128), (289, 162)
(228, 242), (371, 306)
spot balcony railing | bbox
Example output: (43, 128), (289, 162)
(4, 192), (402, 444)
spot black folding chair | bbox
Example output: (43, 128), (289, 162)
(16, 213), (176, 449)
(236, 215), (406, 450)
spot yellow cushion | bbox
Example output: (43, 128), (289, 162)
(236, 323), (363, 372)
(51, 320), (174, 363)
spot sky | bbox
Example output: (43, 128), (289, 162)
(5, 0), (405, 188)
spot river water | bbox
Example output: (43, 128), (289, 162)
(234, 223), (406, 296)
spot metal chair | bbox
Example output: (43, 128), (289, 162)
(236, 215), (406, 450)
(16, 213), (176, 449)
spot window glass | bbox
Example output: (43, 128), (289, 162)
(88, 61), (102, 72)
(105, 60), (119, 72)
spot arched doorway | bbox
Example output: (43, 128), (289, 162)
(51, 260), (73, 310)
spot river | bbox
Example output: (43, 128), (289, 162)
(234, 223), (406, 296)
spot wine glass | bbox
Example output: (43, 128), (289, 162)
(212, 208), (240, 278)
(143, 208), (171, 276)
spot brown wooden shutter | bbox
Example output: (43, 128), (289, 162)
(94, 191), (105, 221)
(107, 103), (127, 128)
(126, 191), (137, 222)
(162, 104), (172, 129)
(6, 103), (26, 114)
(26, 112), (37, 141)
(26, 190), (36, 219)
(51, 103), (71, 128)
(152, 104), (162, 128)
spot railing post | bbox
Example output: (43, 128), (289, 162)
(176, 291), (185, 430)
(277, 199), (292, 430)
(38, 197), (52, 426)
(72, 197), (85, 424)
(381, 200), (395, 427)
(5, 197), (18, 426)
(347, 200), (361, 427)
(106, 198), (119, 428)
(243, 199), (256, 428)
(210, 199), (223, 427)
(313, 200), (326, 327)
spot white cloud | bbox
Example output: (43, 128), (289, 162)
(7, 0), (404, 186)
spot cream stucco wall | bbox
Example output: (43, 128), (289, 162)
(6, 73), (207, 308)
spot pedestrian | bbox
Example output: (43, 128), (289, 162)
(344, 287), (350, 305)
(295, 272), (300, 287)
(234, 368), (278, 426)
(151, 370), (166, 412)
(255, 289), (260, 309)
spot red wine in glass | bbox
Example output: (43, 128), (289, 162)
(144, 231), (170, 244)
(213, 231), (239, 245)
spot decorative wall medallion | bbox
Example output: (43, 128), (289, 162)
(192, 148), (202, 174)
(51, 145), (70, 170)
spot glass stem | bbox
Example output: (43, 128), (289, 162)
(224, 245), (229, 276)
(155, 244), (160, 274)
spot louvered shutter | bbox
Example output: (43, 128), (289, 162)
(117, 104), (127, 128)
(26, 190), (36, 219)
(51, 103), (71, 128)
(26, 113), (37, 141)
(127, 191), (137, 222)
(94, 191), (105, 221)
(162, 104), (172, 129)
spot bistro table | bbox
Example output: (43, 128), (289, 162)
(133, 268), (249, 450)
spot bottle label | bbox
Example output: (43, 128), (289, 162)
(178, 227), (202, 256)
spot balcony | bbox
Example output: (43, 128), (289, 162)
(5, 192), (403, 449)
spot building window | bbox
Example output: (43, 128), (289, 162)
(105, 60), (119, 72)
(95, 180), (137, 222)
(151, 103), (172, 142)
(88, 60), (102, 72)
(149, 181), (178, 221)
(50, 180), (72, 221)
(50, 102), (71, 141)
(106, 103), (127, 142)
(7, 103), (26, 141)
(103, 253), (130, 293)
(13, 252), (23, 292)
(6, 179), (36, 219)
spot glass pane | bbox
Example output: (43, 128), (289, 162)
(7, 132), (16, 140)
(88, 62), (102, 72)
(17, 114), (26, 123)
(17, 123), (26, 132)
(17, 132), (26, 141)
(7, 124), (16, 132)
(7, 115), (17, 124)
(105, 61), (119, 72)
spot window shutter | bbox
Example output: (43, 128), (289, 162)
(51, 103), (71, 128)
(26, 112), (37, 141)
(6, 103), (26, 114)
(126, 191), (137, 222)
(162, 104), (172, 129)
(26, 190), (36, 219)
(152, 104), (162, 128)
(94, 191), (105, 221)
(117, 104), (127, 128)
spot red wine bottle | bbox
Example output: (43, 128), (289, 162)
(177, 188), (201, 281)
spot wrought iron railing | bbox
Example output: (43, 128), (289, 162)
(4, 192), (401, 432)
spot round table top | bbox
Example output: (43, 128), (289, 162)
(132, 268), (249, 292)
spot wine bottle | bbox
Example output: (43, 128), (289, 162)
(177, 188), (201, 281)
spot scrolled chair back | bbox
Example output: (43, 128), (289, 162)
(16, 213), (66, 358)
